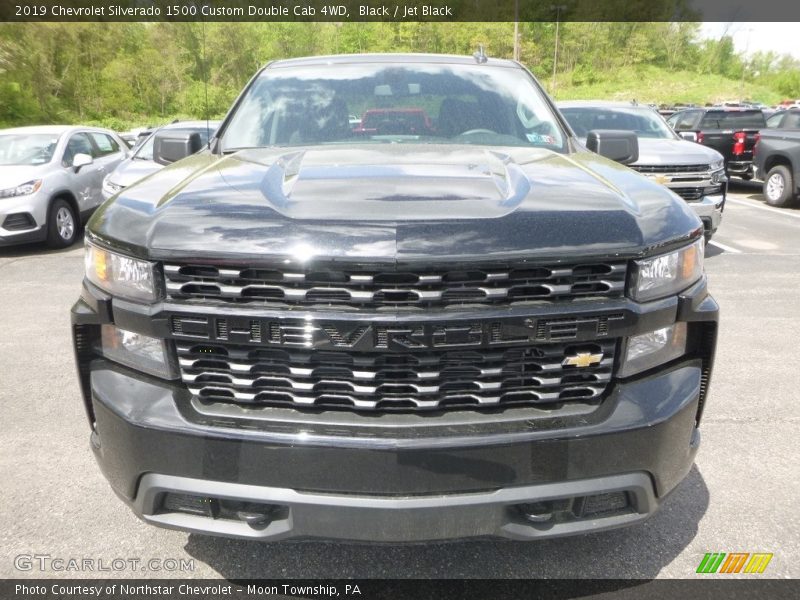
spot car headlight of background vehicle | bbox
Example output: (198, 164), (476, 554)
(709, 158), (727, 185)
(629, 238), (704, 302)
(620, 322), (687, 378)
(98, 324), (177, 379)
(102, 174), (123, 196)
(0, 179), (42, 198)
(84, 241), (159, 302)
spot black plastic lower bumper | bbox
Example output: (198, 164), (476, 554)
(87, 359), (703, 541)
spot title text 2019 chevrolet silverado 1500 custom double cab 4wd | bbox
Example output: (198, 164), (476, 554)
(72, 54), (718, 542)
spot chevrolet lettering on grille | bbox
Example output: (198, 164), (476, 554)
(170, 313), (626, 351)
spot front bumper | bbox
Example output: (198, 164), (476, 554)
(687, 193), (725, 236)
(87, 360), (703, 541)
(0, 191), (48, 246)
(72, 278), (718, 542)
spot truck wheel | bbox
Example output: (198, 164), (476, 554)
(46, 199), (78, 248)
(763, 165), (796, 208)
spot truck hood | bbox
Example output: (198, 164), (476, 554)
(89, 144), (701, 261)
(0, 165), (46, 188)
(107, 157), (162, 189)
(633, 138), (722, 166)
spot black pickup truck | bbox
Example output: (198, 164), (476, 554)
(754, 127), (800, 207)
(71, 54), (717, 542)
(668, 107), (766, 179)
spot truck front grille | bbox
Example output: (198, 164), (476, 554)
(164, 261), (627, 308)
(631, 164), (709, 174)
(671, 187), (705, 201)
(177, 339), (617, 413)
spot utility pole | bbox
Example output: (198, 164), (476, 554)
(551, 5), (566, 97)
(739, 27), (753, 99)
(513, 0), (520, 62)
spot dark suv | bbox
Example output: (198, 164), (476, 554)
(71, 54), (717, 542)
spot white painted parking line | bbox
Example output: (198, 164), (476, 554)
(708, 240), (742, 254)
(726, 197), (800, 221)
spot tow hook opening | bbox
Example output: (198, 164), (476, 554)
(512, 491), (633, 528)
(158, 492), (287, 530)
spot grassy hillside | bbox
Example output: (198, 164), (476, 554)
(552, 65), (781, 106)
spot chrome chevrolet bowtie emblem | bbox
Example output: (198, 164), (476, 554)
(562, 352), (604, 368)
(651, 174), (672, 185)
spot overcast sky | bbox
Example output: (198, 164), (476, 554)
(699, 22), (800, 59)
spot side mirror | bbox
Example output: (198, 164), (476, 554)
(585, 129), (639, 165)
(72, 153), (93, 170)
(678, 131), (698, 142)
(152, 130), (203, 165)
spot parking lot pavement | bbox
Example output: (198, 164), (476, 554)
(1, 182), (798, 580)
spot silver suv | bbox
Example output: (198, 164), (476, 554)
(0, 125), (127, 248)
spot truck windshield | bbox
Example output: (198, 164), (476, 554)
(699, 111), (766, 129)
(0, 134), (60, 166)
(221, 63), (566, 152)
(560, 106), (676, 139)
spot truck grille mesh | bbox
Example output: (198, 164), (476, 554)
(631, 164), (710, 174)
(164, 261), (627, 308)
(671, 187), (705, 201)
(178, 339), (617, 412)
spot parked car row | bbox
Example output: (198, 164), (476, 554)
(0, 121), (218, 248)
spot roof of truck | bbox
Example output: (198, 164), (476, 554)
(267, 53), (520, 69)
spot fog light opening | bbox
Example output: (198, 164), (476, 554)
(576, 491), (632, 518)
(159, 493), (285, 529)
(161, 492), (218, 518)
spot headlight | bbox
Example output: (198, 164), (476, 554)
(709, 158), (724, 172)
(85, 241), (159, 302)
(102, 175), (123, 196)
(629, 238), (704, 302)
(99, 324), (177, 379)
(709, 158), (727, 185)
(0, 179), (42, 198)
(620, 322), (687, 377)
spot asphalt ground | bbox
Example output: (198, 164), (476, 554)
(1, 179), (798, 580)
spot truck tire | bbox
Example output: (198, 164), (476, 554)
(46, 198), (78, 248)
(763, 165), (796, 208)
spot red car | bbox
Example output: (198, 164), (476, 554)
(353, 108), (435, 136)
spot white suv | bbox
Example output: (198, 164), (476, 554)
(0, 125), (127, 248)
